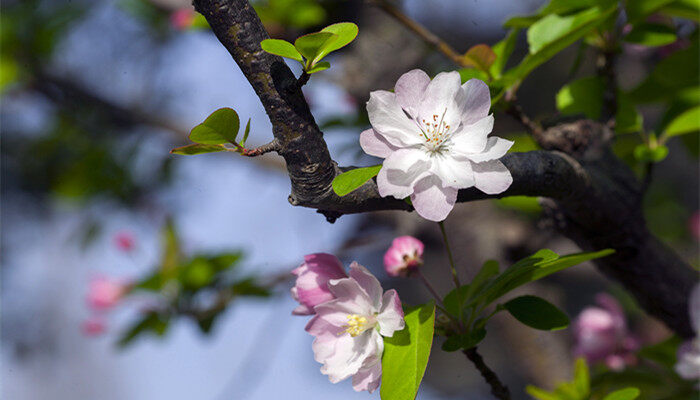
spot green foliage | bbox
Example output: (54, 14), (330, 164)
(490, 29), (521, 79)
(463, 44), (497, 74)
(381, 302), (435, 400)
(662, 105), (700, 138)
(331, 165), (382, 196)
(502, 295), (570, 331)
(633, 143), (669, 163)
(624, 23), (677, 47)
(254, 0), (326, 29)
(118, 312), (170, 347)
(602, 388), (641, 400)
(189, 108), (240, 145)
(556, 76), (605, 120)
(170, 143), (226, 155)
(261, 22), (357, 75)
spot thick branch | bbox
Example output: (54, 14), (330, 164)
(192, 0), (697, 337)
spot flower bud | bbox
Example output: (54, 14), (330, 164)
(383, 236), (424, 277)
(86, 276), (128, 311)
(290, 253), (347, 315)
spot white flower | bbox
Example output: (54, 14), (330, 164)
(361, 69), (513, 221)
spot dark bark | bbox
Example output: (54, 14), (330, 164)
(464, 348), (511, 400)
(191, 0), (697, 337)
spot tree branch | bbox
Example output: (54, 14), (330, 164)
(464, 347), (511, 400)
(192, 0), (697, 338)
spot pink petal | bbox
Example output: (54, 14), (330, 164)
(377, 148), (431, 199)
(429, 154), (475, 189)
(451, 115), (493, 155)
(352, 357), (382, 393)
(457, 78), (492, 126)
(394, 69), (430, 116)
(472, 159), (512, 195)
(367, 91), (424, 147)
(410, 176), (458, 222)
(377, 289), (405, 337)
(418, 71), (462, 118)
(292, 304), (314, 315)
(360, 128), (398, 159)
(320, 285), (372, 317)
(348, 262), (383, 310)
(464, 137), (514, 163)
(321, 330), (378, 383)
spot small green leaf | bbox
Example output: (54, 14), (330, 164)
(260, 39), (304, 62)
(170, 143), (226, 155)
(526, 385), (559, 400)
(465, 260), (500, 300)
(664, 105), (700, 138)
(316, 22), (358, 62)
(490, 29), (520, 78)
(441, 328), (486, 352)
(117, 312), (170, 347)
(459, 68), (490, 83)
(463, 44), (497, 72)
(624, 23), (677, 47)
(633, 144), (669, 162)
(616, 94), (643, 134)
(381, 302), (435, 400)
(294, 31), (336, 66)
(503, 295), (570, 330)
(241, 118), (251, 146)
(306, 61), (330, 74)
(332, 165), (382, 196)
(573, 358), (590, 396)
(602, 387), (641, 400)
(444, 284), (471, 319)
(637, 335), (682, 368)
(189, 108), (240, 144)
(556, 76), (604, 120)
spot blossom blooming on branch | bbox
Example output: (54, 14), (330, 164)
(572, 293), (639, 370)
(86, 276), (128, 311)
(360, 69), (513, 221)
(675, 283), (700, 381)
(292, 256), (405, 392)
(290, 253), (348, 315)
(384, 236), (425, 277)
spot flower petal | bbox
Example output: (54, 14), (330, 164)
(410, 175), (458, 222)
(457, 78), (491, 126)
(321, 330), (378, 383)
(367, 90), (424, 147)
(394, 69), (430, 116)
(430, 153), (475, 189)
(360, 128), (398, 159)
(464, 137), (513, 163)
(377, 149), (431, 199)
(417, 71), (462, 132)
(326, 278), (374, 314)
(377, 289), (405, 337)
(472, 159), (513, 195)
(352, 356), (382, 393)
(450, 115), (494, 155)
(349, 262), (383, 311)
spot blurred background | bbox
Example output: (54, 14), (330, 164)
(1, 0), (698, 399)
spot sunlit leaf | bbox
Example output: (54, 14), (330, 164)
(331, 165), (381, 196)
(306, 61), (330, 74)
(261, 38), (303, 62)
(602, 388), (641, 400)
(463, 44), (497, 72)
(663, 105), (700, 137)
(294, 31), (335, 65)
(316, 22), (358, 62)
(170, 143), (226, 155)
(556, 76), (604, 119)
(189, 108), (240, 144)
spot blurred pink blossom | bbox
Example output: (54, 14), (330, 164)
(82, 317), (106, 336)
(113, 231), (135, 252)
(87, 276), (128, 311)
(290, 253), (347, 315)
(170, 8), (195, 31)
(572, 293), (639, 371)
(383, 236), (424, 277)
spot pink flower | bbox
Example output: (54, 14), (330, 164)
(305, 262), (405, 393)
(170, 8), (195, 31)
(361, 69), (513, 221)
(81, 317), (106, 336)
(291, 253), (348, 315)
(87, 276), (128, 311)
(572, 293), (639, 371)
(113, 231), (135, 252)
(675, 283), (700, 380)
(383, 236), (425, 277)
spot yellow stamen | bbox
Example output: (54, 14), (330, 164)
(344, 314), (368, 337)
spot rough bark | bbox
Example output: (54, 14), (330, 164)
(191, 0), (697, 337)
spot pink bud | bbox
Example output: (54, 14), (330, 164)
(87, 276), (128, 311)
(170, 8), (195, 31)
(291, 253), (347, 315)
(113, 231), (135, 252)
(81, 317), (106, 336)
(383, 236), (424, 277)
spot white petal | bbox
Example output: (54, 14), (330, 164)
(352, 357), (382, 393)
(377, 289), (405, 337)
(394, 69), (430, 116)
(377, 149), (431, 199)
(349, 262), (383, 311)
(430, 154), (475, 189)
(472, 159), (513, 194)
(321, 330), (377, 383)
(450, 115), (494, 155)
(410, 175), (458, 222)
(367, 90), (424, 147)
(457, 78), (491, 126)
(326, 279), (374, 315)
(359, 128), (398, 159)
(464, 136), (513, 163)
(419, 71), (462, 113)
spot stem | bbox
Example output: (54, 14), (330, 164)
(463, 347), (511, 400)
(438, 221), (461, 288)
(414, 269), (445, 307)
(297, 71), (310, 87)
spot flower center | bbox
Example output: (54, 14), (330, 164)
(418, 108), (452, 151)
(343, 314), (376, 337)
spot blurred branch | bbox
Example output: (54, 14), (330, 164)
(597, 49), (618, 123)
(192, 0), (697, 338)
(464, 347), (511, 400)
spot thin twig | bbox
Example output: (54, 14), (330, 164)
(641, 162), (654, 193)
(464, 347), (511, 400)
(297, 71), (310, 88)
(597, 49), (618, 122)
(240, 139), (281, 157)
(438, 221), (461, 288)
(504, 100), (543, 138)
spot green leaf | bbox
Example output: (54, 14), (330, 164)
(630, 38), (699, 103)
(441, 328), (486, 352)
(260, 38), (303, 62)
(538, 0), (614, 15)
(189, 108), (240, 144)
(616, 94), (643, 134)
(556, 76), (604, 119)
(602, 388), (641, 400)
(241, 118), (251, 146)
(659, 0), (700, 21)
(663, 105), (700, 137)
(624, 23), (677, 47)
(294, 31), (336, 66)
(633, 144), (669, 162)
(316, 22), (358, 62)
(503, 295), (570, 330)
(573, 358), (590, 397)
(463, 44), (497, 72)
(117, 312), (170, 347)
(170, 143), (226, 155)
(503, 5), (616, 87)
(490, 29), (520, 78)
(381, 302), (435, 400)
(306, 61), (330, 74)
(459, 68), (490, 83)
(332, 165), (382, 196)
(526, 385), (560, 400)
(444, 284), (471, 320)
(637, 335), (682, 368)
(625, 0), (676, 23)
(465, 260), (500, 300)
